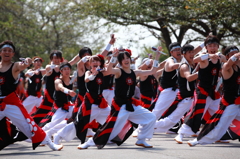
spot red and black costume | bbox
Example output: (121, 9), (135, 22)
(184, 60), (221, 133)
(75, 71), (108, 144)
(31, 69), (60, 125)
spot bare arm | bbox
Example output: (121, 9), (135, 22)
(100, 34), (116, 57)
(180, 64), (198, 82)
(55, 79), (76, 97)
(68, 54), (80, 66)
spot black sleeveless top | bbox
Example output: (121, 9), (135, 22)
(86, 72), (104, 96)
(27, 71), (42, 96)
(115, 69), (136, 99)
(53, 79), (72, 107)
(140, 75), (158, 98)
(45, 69), (60, 98)
(178, 64), (196, 98)
(77, 66), (88, 94)
(0, 63), (18, 96)
(198, 60), (220, 89)
(102, 74), (114, 90)
(223, 67), (240, 104)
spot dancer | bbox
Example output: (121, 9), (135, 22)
(23, 56), (46, 114)
(53, 55), (111, 145)
(175, 35), (226, 143)
(154, 44), (198, 136)
(31, 51), (62, 125)
(187, 46), (240, 146)
(41, 62), (76, 133)
(0, 40), (62, 151)
(77, 48), (160, 149)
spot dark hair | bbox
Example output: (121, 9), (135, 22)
(0, 40), (15, 52)
(59, 62), (71, 71)
(107, 51), (112, 56)
(78, 47), (92, 58)
(181, 44), (194, 54)
(50, 50), (63, 61)
(204, 35), (220, 46)
(117, 51), (131, 65)
(223, 45), (239, 56)
(89, 55), (105, 69)
(169, 42), (181, 52)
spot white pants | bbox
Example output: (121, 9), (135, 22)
(42, 106), (74, 131)
(198, 104), (240, 144)
(0, 105), (33, 138)
(178, 96), (220, 136)
(57, 105), (111, 141)
(86, 104), (156, 146)
(102, 88), (114, 106)
(152, 88), (178, 119)
(155, 97), (194, 133)
(22, 95), (42, 113)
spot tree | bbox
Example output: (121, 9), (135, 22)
(75, 0), (240, 51)
(0, 0), (114, 65)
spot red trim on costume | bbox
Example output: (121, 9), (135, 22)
(98, 128), (113, 137)
(198, 86), (209, 96)
(3, 92), (46, 149)
(44, 90), (54, 103)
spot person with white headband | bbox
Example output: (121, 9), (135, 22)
(31, 50), (62, 125)
(0, 40), (63, 151)
(154, 44), (198, 137)
(188, 45), (240, 146)
(23, 56), (46, 114)
(77, 48), (161, 150)
(40, 62), (76, 137)
(175, 35), (227, 143)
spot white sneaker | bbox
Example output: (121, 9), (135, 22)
(77, 142), (90, 149)
(187, 138), (199, 147)
(53, 134), (62, 145)
(132, 129), (139, 137)
(135, 139), (153, 148)
(44, 135), (63, 151)
(174, 134), (183, 144)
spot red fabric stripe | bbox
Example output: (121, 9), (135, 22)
(190, 108), (204, 119)
(44, 90), (54, 103)
(86, 93), (94, 104)
(98, 128), (113, 137)
(132, 98), (141, 106)
(206, 118), (220, 124)
(33, 114), (47, 118)
(112, 100), (120, 111)
(198, 86), (209, 96)
(141, 95), (152, 101)
(82, 102), (91, 116)
(196, 99), (206, 104)
(39, 105), (52, 110)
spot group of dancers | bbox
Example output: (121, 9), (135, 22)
(0, 33), (240, 152)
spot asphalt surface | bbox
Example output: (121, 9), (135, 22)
(1, 132), (240, 159)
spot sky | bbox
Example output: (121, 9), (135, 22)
(105, 23), (204, 67)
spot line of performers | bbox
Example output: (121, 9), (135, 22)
(0, 33), (240, 152)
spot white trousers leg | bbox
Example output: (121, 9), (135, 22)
(108, 104), (156, 141)
(22, 95), (42, 113)
(152, 88), (178, 120)
(198, 104), (240, 145)
(57, 105), (110, 142)
(0, 105), (32, 138)
(155, 97), (193, 132)
(42, 106), (73, 131)
(102, 89), (114, 106)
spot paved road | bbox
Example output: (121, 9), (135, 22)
(1, 133), (240, 159)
